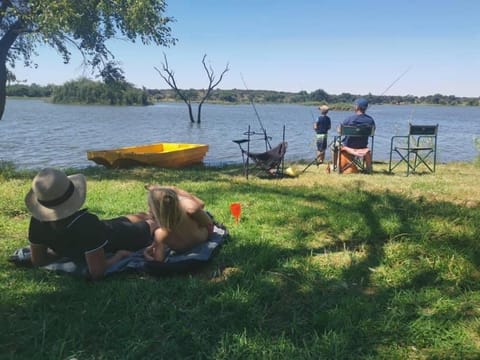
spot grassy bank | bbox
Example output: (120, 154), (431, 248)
(1, 162), (479, 359)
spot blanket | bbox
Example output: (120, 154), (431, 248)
(9, 223), (228, 278)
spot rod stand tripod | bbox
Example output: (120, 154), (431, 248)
(300, 154), (323, 174)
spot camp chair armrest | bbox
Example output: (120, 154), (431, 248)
(390, 135), (409, 141)
(232, 139), (250, 145)
(416, 135), (436, 146)
(390, 135), (409, 148)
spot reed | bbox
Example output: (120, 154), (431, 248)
(0, 161), (479, 359)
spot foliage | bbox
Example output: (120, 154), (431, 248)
(0, 0), (176, 119)
(6, 82), (56, 98)
(146, 88), (480, 107)
(7, 83), (480, 107)
(50, 77), (151, 105)
(1, 162), (480, 359)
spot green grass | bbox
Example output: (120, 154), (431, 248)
(1, 161), (479, 359)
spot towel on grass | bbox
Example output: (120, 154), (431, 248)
(9, 223), (228, 278)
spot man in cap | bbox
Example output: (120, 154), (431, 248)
(332, 98), (376, 172)
(25, 168), (156, 280)
(313, 104), (331, 164)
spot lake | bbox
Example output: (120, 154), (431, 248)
(1, 99), (479, 170)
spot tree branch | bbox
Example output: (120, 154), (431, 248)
(199, 54), (229, 104)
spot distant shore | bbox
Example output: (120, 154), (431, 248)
(7, 81), (480, 107)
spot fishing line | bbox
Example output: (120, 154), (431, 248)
(380, 65), (413, 96)
(240, 73), (271, 148)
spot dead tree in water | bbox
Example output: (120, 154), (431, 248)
(155, 54), (229, 123)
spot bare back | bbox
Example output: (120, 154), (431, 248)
(147, 190), (212, 261)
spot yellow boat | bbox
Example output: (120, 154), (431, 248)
(87, 143), (209, 168)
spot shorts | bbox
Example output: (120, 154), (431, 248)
(316, 134), (328, 151)
(103, 217), (153, 252)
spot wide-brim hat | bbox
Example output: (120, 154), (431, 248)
(25, 168), (87, 221)
(319, 105), (329, 112)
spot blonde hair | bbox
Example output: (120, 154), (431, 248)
(147, 187), (181, 231)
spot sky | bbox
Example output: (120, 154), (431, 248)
(12, 0), (480, 97)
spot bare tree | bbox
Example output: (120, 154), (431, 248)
(155, 53), (229, 123)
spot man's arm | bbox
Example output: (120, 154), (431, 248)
(30, 243), (59, 266)
(85, 248), (132, 280)
(144, 228), (167, 262)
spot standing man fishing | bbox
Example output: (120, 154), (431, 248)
(313, 105), (331, 164)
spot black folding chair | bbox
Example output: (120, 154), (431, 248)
(233, 125), (287, 179)
(246, 141), (288, 178)
(389, 123), (438, 176)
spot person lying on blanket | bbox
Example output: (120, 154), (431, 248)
(24, 168), (156, 280)
(144, 185), (214, 262)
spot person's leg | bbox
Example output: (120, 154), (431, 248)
(316, 139), (322, 164)
(330, 142), (339, 171)
(364, 151), (372, 173)
(318, 135), (328, 163)
(317, 151), (324, 163)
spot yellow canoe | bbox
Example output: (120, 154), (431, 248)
(87, 143), (209, 168)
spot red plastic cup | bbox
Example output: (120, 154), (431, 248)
(230, 202), (241, 224)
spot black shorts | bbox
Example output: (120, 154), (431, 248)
(103, 217), (152, 252)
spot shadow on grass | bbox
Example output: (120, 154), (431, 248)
(2, 167), (480, 358)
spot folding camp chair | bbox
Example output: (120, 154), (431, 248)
(246, 141), (288, 178)
(332, 125), (375, 174)
(232, 125), (287, 179)
(389, 123), (438, 176)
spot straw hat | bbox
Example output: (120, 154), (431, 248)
(25, 168), (87, 221)
(319, 105), (329, 113)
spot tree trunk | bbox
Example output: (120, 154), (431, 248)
(157, 54), (229, 124)
(0, 60), (6, 121)
(187, 103), (195, 123)
(197, 102), (203, 123)
(0, 20), (22, 121)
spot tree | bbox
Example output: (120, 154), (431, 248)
(0, 0), (176, 120)
(310, 89), (330, 102)
(155, 53), (229, 123)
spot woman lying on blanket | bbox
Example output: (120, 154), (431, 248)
(25, 168), (157, 280)
(144, 185), (214, 262)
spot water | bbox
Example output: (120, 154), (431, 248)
(1, 99), (479, 170)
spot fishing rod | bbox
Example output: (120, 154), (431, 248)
(240, 73), (271, 149)
(380, 65), (412, 96)
(300, 66), (413, 176)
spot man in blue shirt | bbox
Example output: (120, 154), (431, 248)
(341, 98), (375, 148)
(332, 98), (375, 172)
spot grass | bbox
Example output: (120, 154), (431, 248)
(0, 161), (479, 359)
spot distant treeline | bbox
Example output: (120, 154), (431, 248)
(7, 78), (150, 106)
(7, 81), (480, 107)
(148, 88), (480, 107)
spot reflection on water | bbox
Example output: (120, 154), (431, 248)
(1, 99), (479, 170)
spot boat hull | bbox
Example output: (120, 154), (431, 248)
(87, 143), (209, 169)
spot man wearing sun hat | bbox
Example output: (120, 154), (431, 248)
(25, 168), (156, 280)
(313, 104), (331, 164)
